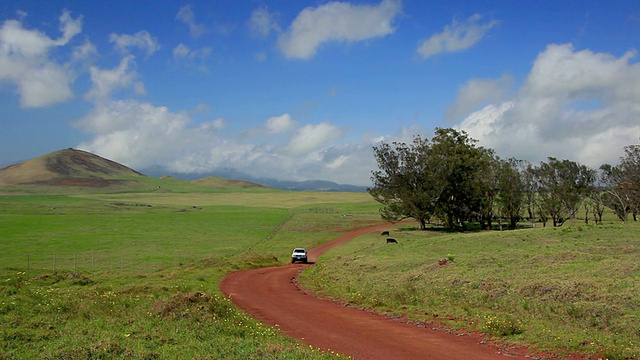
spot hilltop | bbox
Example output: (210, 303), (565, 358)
(192, 176), (267, 190)
(0, 149), (270, 193)
(0, 148), (147, 191)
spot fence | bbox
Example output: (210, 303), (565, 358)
(2, 251), (205, 279)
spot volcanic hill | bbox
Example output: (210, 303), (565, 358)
(0, 148), (147, 190)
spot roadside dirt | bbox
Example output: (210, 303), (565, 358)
(219, 225), (540, 360)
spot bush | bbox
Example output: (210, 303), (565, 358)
(481, 315), (524, 336)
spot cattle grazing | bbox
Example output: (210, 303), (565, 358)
(380, 231), (390, 236)
(386, 238), (398, 244)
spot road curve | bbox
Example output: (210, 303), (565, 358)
(220, 225), (531, 360)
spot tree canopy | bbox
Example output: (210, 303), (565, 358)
(369, 128), (505, 230)
(369, 128), (638, 230)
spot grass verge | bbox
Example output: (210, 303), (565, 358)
(299, 220), (640, 359)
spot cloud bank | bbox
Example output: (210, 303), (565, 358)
(456, 44), (640, 168)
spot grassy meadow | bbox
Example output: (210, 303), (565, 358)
(299, 219), (640, 359)
(0, 188), (381, 359)
(1, 180), (639, 359)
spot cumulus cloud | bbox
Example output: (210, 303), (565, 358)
(0, 10), (82, 107)
(278, 0), (401, 59)
(75, 98), (368, 182)
(250, 7), (280, 38)
(286, 122), (344, 154)
(84, 55), (139, 102)
(456, 44), (640, 169)
(266, 113), (297, 134)
(176, 5), (207, 38)
(447, 74), (513, 121)
(75, 58), (372, 182)
(418, 14), (498, 59)
(110, 30), (160, 57)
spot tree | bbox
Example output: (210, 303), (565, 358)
(369, 136), (436, 230)
(369, 128), (493, 230)
(600, 144), (640, 221)
(599, 164), (629, 221)
(521, 162), (541, 225)
(429, 128), (490, 229)
(496, 158), (525, 230)
(618, 145), (640, 220)
(533, 158), (594, 227)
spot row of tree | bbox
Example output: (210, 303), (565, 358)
(368, 128), (640, 230)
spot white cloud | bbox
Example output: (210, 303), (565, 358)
(84, 55), (139, 102)
(0, 10), (81, 107)
(55, 10), (83, 45)
(447, 74), (513, 121)
(418, 14), (498, 59)
(278, 0), (401, 59)
(71, 40), (97, 63)
(286, 122), (344, 154)
(110, 31), (160, 57)
(176, 5), (207, 38)
(266, 113), (297, 134)
(250, 7), (280, 38)
(76, 100), (198, 169)
(456, 44), (640, 169)
(74, 93), (375, 183)
(173, 44), (212, 71)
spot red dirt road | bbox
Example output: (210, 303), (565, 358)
(220, 225), (532, 360)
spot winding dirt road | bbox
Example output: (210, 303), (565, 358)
(220, 225), (533, 360)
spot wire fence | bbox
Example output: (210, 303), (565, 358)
(2, 251), (204, 279)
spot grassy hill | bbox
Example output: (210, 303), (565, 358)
(0, 148), (147, 192)
(0, 149), (272, 194)
(192, 176), (267, 190)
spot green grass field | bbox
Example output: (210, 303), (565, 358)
(299, 219), (640, 359)
(1, 188), (639, 359)
(0, 190), (381, 359)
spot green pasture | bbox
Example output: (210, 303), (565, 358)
(300, 219), (640, 359)
(0, 191), (382, 359)
(2, 189), (640, 359)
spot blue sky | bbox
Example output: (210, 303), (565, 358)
(1, 0), (639, 185)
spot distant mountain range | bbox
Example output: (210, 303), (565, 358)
(0, 149), (368, 192)
(141, 165), (369, 192)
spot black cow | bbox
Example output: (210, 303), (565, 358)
(386, 238), (398, 244)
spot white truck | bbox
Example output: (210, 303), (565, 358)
(291, 248), (308, 263)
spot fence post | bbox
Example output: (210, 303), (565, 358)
(27, 254), (30, 279)
(53, 253), (56, 274)
(74, 253), (77, 275)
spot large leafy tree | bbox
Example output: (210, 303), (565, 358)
(369, 128), (493, 230)
(429, 128), (490, 228)
(369, 136), (436, 230)
(534, 158), (595, 226)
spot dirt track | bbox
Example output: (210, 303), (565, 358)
(220, 225), (533, 360)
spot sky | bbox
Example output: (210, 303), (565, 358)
(1, 0), (639, 185)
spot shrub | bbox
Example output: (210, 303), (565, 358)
(481, 315), (524, 336)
